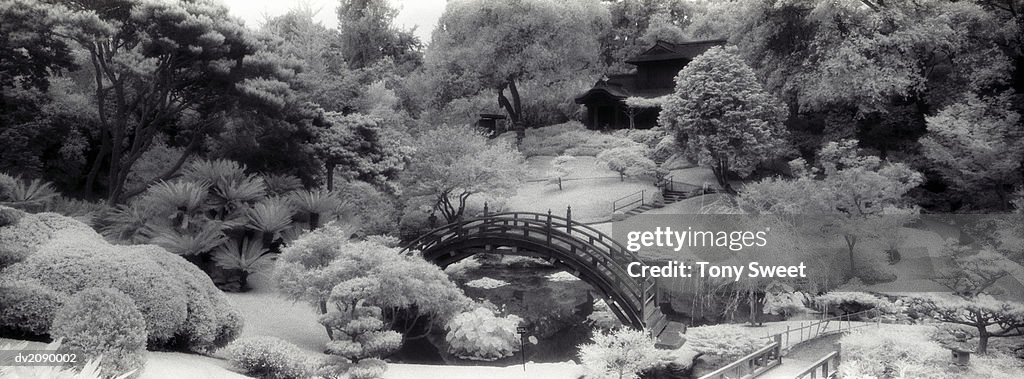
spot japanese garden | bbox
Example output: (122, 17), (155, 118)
(1, 0), (1023, 378)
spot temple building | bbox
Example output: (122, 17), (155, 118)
(574, 39), (726, 130)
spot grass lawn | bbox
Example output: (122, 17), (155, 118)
(506, 156), (659, 223)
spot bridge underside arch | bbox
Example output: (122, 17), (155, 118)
(419, 235), (647, 329)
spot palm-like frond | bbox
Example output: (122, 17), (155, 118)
(143, 180), (209, 219)
(150, 224), (227, 255)
(263, 173), (303, 196)
(246, 197), (294, 235)
(0, 172), (18, 200)
(99, 203), (154, 243)
(212, 175), (266, 210)
(181, 159), (247, 188)
(288, 189), (343, 216)
(1, 176), (59, 210)
(212, 238), (275, 273)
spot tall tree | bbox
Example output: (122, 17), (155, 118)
(58, 0), (299, 204)
(737, 140), (923, 272)
(337, 0), (422, 71)
(427, 0), (610, 145)
(920, 92), (1024, 210)
(0, 0), (75, 97)
(600, 0), (694, 72)
(400, 124), (525, 223)
(659, 45), (789, 192)
(313, 113), (407, 192)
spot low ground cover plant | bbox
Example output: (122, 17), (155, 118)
(225, 337), (313, 379)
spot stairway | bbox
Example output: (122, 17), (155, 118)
(622, 188), (691, 218)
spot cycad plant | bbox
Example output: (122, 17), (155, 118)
(0, 173), (59, 212)
(288, 189), (344, 230)
(263, 173), (303, 196)
(212, 238), (275, 290)
(209, 175), (266, 221)
(142, 180), (210, 229)
(246, 197), (295, 247)
(150, 223), (228, 256)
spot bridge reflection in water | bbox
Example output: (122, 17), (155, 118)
(401, 211), (685, 348)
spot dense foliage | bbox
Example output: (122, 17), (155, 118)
(225, 337), (313, 379)
(578, 328), (663, 379)
(0, 211), (241, 352)
(51, 288), (148, 378)
(444, 307), (522, 361)
(660, 45), (789, 191)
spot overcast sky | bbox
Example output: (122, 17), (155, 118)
(219, 0), (447, 42)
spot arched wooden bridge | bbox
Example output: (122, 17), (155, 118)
(402, 212), (682, 346)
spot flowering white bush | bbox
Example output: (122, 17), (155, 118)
(578, 328), (663, 379)
(225, 337), (312, 379)
(445, 307), (521, 361)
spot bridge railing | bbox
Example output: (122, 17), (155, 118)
(697, 336), (782, 379)
(764, 309), (882, 351)
(795, 350), (840, 379)
(612, 190), (644, 213)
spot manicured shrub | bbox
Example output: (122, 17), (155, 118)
(650, 135), (677, 162)
(1, 213), (242, 352)
(51, 288), (148, 378)
(614, 127), (666, 149)
(684, 324), (764, 368)
(225, 337), (312, 379)
(445, 307), (522, 361)
(578, 328), (664, 379)
(597, 146), (657, 181)
(0, 206), (21, 227)
(0, 279), (67, 336)
(516, 122), (642, 157)
(838, 326), (950, 378)
(814, 291), (897, 317)
(0, 210), (96, 268)
(853, 255), (898, 284)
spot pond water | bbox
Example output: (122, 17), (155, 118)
(391, 257), (602, 364)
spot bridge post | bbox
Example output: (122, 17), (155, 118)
(566, 206), (572, 233)
(547, 210), (553, 243)
(484, 202), (489, 216)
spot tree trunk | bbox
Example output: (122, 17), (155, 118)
(319, 299), (334, 340)
(845, 235), (857, 273)
(712, 155), (734, 193)
(326, 162), (336, 191)
(977, 330), (989, 354)
(498, 78), (525, 146)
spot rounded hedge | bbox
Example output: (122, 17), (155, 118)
(51, 287), (148, 378)
(225, 336), (312, 379)
(0, 278), (67, 336)
(0, 213), (242, 353)
(0, 209), (95, 269)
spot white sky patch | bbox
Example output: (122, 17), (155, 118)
(217, 0), (445, 42)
